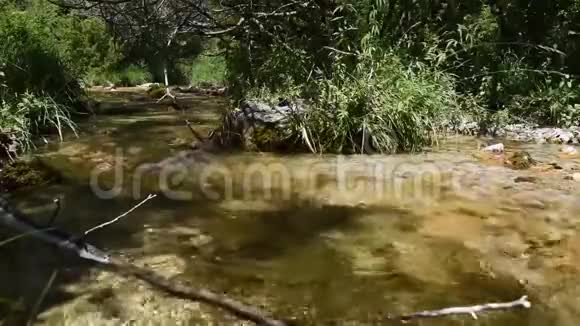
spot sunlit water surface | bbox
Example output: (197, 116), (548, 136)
(2, 90), (580, 325)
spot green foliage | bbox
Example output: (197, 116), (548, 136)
(86, 64), (153, 87)
(0, 0), (121, 99)
(0, 92), (77, 157)
(146, 84), (167, 99)
(221, 0), (580, 144)
(0, 7), (79, 103)
(304, 53), (460, 154)
(188, 55), (226, 87)
(24, 0), (121, 77)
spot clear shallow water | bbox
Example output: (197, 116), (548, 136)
(2, 90), (580, 325)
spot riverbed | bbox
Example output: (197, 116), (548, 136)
(2, 88), (580, 325)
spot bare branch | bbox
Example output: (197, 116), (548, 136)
(84, 194), (157, 236)
(392, 295), (532, 322)
(27, 270), (59, 326)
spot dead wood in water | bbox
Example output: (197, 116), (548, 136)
(104, 258), (287, 326)
(388, 296), (531, 323)
(0, 195), (287, 326)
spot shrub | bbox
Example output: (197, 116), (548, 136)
(0, 12), (81, 104)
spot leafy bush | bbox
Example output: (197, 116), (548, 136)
(0, 11), (80, 104)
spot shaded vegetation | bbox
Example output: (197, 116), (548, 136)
(3, 0), (580, 157)
(215, 0), (580, 152)
(187, 55), (226, 87)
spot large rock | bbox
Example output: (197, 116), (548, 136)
(210, 100), (306, 152)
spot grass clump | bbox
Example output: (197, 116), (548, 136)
(305, 54), (459, 154)
(86, 64), (153, 87)
(0, 92), (77, 158)
(242, 53), (461, 154)
(146, 84), (167, 98)
(188, 55), (226, 87)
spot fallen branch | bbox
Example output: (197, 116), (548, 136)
(392, 295), (531, 322)
(84, 194), (157, 236)
(156, 88), (176, 103)
(185, 120), (208, 143)
(1, 195), (286, 326)
(105, 258), (287, 326)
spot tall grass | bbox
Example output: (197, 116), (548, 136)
(0, 92), (77, 159)
(300, 54), (460, 154)
(85, 64), (153, 87)
(188, 55), (226, 86)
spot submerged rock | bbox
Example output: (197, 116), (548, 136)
(504, 151), (536, 170)
(514, 176), (538, 183)
(0, 158), (61, 192)
(564, 173), (580, 182)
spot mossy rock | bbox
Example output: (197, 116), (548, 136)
(146, 84), (167, 99)
(0, 159), (61, 193)
(505, 151), (536, 170)
(249, 126), (299, 152)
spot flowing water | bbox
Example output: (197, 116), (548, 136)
(2, 89), (580, 325)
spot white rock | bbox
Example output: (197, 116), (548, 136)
(560, 145), (578, 155)
(482, 143), (504, 153)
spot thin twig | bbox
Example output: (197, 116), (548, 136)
(392, 295), (531, 322)
(0, 227), (58, 247)
(84, 194), (157, 236)
(105, 259), (287, 326)
(185, 120), (207, 143)
(46, 198), (61, 226)
(27, 269), (59, 326)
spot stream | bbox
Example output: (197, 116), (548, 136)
(2, 88), (580, 325)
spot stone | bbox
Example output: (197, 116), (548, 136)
(505, 151), (536, 170)
(560, 146), (577, 154)
(482, 143), (504, 153)
(208, 100), (307, 152)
